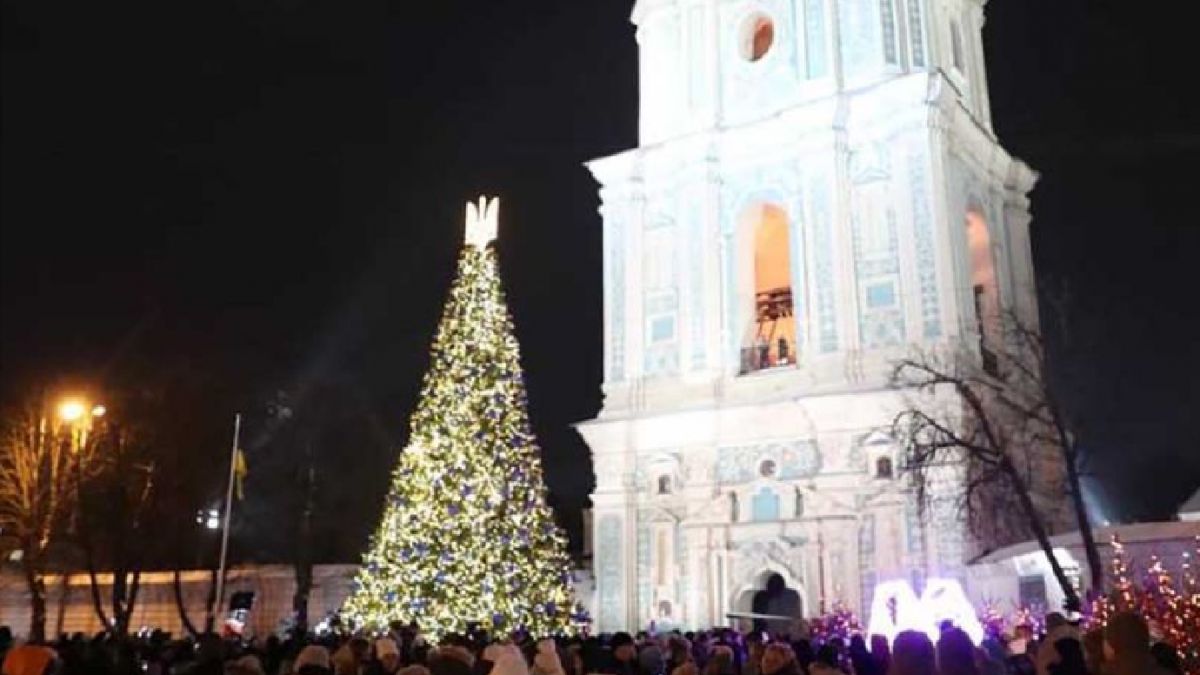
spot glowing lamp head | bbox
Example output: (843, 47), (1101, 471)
(91, 405), (106, 418)
(58, 400), (86, 422)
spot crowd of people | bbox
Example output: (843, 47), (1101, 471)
(0, 610), (1188, 675)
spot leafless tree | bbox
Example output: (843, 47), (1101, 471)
(0, 402), (100, 641)
(78, 419), (158, 636)
(891, 309), (1102, 611)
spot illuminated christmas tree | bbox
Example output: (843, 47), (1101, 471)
(342, 197), (575, 638)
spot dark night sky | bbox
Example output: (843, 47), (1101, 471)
(2, 0), (1197, 558)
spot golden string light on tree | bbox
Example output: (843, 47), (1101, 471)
(1084, 535), (1200, 675)
(341, 196), (576, 638)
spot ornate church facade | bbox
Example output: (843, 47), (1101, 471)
(578, 0), (1039, 632)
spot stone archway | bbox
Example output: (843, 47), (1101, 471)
(732, 569), (805, 635)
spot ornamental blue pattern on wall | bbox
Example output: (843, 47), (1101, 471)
(674, 526), (687, 614)
(788, 194), (808, 358)
(849, 205), (902, 343)
(905, 495), (924, 555)
(933, 498), (966, 577)
(605, 213), (626, 382)
(597, 515), (624, 629)
(808, 171), (839, 352)
(851, 150), (906, 349)
(715, 441), (822, 483)
(636, 524), (652, 614)
(907, 0), (926, 68)
(804, 0), (828, 78)
(907, 148), (941, 340)
(859, 514), (876, 617)
(643, 219), (680, 377)
(689, 200), (706, 371)
(839, 0), (882, 76)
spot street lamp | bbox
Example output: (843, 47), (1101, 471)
(58, 400), (86, 422)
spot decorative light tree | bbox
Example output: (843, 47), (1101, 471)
(1082, 536), (1200, 675)
(342, 197), (576, 638)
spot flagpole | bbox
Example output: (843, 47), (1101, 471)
(214, 412), (241, 631)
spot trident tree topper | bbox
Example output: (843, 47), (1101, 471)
(465, 195), (499, 248)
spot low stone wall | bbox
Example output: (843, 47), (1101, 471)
(0, 564), (357, 640)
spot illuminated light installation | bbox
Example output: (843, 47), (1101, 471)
(341, 197), (576, 638)
(866, 580), (926, 643)
(866, 578), (984, 644)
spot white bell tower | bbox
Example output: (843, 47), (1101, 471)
(581, 0), (1038, 632)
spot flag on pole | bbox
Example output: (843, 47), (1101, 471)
(233, 448), (248, 500)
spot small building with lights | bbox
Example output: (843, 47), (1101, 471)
(967, 520), (1200, 613)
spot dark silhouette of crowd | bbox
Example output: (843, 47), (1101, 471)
(0, 610), (1187, 675)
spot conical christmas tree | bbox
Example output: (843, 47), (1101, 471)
(342, 197), (576, 638)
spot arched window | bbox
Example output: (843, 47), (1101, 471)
(966, 209), (999, 373)
(656, 475), (673, 495)
(740, 13), (776, 62)
(739, 203), (797, 373)
(875, 456), (894, 480)
(950, 19), (965, 71)
(758, 458), (778, 478)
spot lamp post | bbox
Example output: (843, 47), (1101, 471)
(56, 398), (105, 536)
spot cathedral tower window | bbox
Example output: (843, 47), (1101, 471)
(656, 474), (673, 495)
(966, 209), (999, 373)
(759, 458), (778, 478)
(739, 203), (797, 373)
(740, 13), (775, 62)
(950, 19), (965, 72)
(875, 456), (894, 479)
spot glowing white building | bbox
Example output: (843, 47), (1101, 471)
(577, 0), (1039, 631)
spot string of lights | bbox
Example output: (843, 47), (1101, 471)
(341, 210), (577, 639)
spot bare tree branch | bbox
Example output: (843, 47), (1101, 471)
(889, 309), (1098, 611)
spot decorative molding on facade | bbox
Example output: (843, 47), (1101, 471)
(715, 440), (822, 483)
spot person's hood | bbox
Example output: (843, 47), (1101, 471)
(488, 650), (530, 675)
(1, 645), (56, 675)
(532, 640), (564, 675)
(295, 645), (332, 670)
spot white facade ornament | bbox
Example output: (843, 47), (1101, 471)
(464, 195), (499, 248)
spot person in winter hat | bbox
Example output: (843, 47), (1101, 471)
(294, 645), (334, 675)
(760, 643), (799, 675)
(226, 655), (266, 675)
(1104, 612), (1173, 675)
(367, 638), (402, 675)
(890, 630), (937, 675)
(488, 648), (530, 675)
(607, 634), (637, 675)
(637, 645), (665, 675)
(532, 640), (565, 675)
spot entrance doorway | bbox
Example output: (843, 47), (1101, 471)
(734, 571), (803, 635)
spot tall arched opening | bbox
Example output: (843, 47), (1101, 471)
(732, 570), (804, 635)
(737, 203), (797, 373)
(965, 209), (998, 371)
